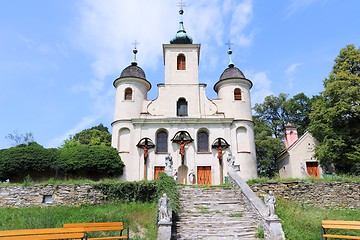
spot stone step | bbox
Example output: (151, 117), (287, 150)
(173, 186), (261, 239)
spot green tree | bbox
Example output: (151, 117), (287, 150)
(254, 117), (283, 177)
(253, 93), (313, 139)
(309, 44), (360, 174)
(62, 124), (111, 147)
(5, 131), (34, 147)
(253, 93), (313, 176)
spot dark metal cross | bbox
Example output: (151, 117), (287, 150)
(178, 0), (186, 11)
(225, 40), (234, 50)
(132, 40), (139, 49)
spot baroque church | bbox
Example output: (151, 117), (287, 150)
(111, 7), (257, 185)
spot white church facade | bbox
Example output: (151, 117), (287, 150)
(111, 8), (257, 185)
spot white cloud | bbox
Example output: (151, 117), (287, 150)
(53, 0), (256, 146)
(230, 0), (253, 47)
(285, 0), (326, 18)
(247, 71), (273, 105)
(46, 115), (99, 148)
(285, 62), (302, 75)
(285, 62), (302, 88)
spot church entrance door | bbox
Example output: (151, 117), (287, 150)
(306, 162), (319, 178)
(197, 166), (212, 185)
(154, 166), (165, 180)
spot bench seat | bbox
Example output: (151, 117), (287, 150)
(64, 222), (128, 240)
(322, 220), (360, 240)
(0, 227), (85, 240)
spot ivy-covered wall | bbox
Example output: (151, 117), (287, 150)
(0, 174), (178, 209)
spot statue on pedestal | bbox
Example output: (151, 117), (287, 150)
(227, 153), (235, 168)
(158, 193), (171, 223)
(265, 191), (277, 218)
(165, 154), (173, 176)
(188, 169), (195, 184)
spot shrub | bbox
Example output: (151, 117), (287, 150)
(96, 180), (157, 202)
(0, 142), (58, 181)
(58, 145), (124, 179)
(156, 173), (180, 214)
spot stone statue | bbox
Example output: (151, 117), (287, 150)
(227, 153), (235, 168)
(165, 155), (173, 176)
(158, 193), (171, 223)
(188, 169), (195, 184)
(265, 191), (277, 218)
(173, 169), (178, 181)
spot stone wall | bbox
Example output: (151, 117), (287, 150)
(250, 181), (360, 209)
(1, 181), (359, 209)
(0, 184), (105, 208)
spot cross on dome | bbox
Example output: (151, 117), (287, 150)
(225, 40), (235, 68)
(131, 40), (139, 66)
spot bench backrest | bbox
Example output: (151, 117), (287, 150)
(322, 220), (360, 230)
(0, 227), (85, 240)
(64, 222), (124, 232)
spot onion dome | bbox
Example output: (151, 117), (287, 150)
(170, 3), (193, 44)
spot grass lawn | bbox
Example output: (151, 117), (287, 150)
(0, 202), (157, 240)
(276, 198), (360, 240)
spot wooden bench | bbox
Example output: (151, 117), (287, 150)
(321, 220), (360, 239)
(64, 222), (128, 240)
(0, 227), (85, 240)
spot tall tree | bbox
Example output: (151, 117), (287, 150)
(254, 117), (283, 177)
(309, 44), (360, 174)
(253, 93), (313, 176)
(5, 131), (34, 147)
(62, 124), (112, 148)
(254, 93), (313, 139)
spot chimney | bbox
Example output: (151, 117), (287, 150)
(284, 123), (298, 148)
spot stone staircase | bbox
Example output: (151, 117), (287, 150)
(172, 186), (261, 240)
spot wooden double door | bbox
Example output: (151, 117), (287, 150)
(306, 162), (319, 178)
(197, 166), (212, 185)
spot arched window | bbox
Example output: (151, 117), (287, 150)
(124, 88), (133, 100)
(197, 130), (209, 152)
(234, 88), (242, 100)
(177, 98), (188, 116)
(156, 130), (168, 153)
(177, 54), (186, 70)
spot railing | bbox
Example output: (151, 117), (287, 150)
(228, 171), (286, 240)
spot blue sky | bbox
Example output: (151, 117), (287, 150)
(1, 0), (359, 149)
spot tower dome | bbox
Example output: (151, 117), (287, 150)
(113, 47), (151, 90)
(120, 64), (147, 80)
(214, 47), (252, 92)
(219, 66), (246, 81)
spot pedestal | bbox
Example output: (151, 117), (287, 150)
(158, 221), (172, 240)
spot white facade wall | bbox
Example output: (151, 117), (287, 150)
(278, 132), (322, 179)
(111, 42), (258, 184)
